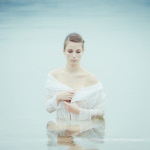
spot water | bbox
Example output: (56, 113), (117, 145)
(0, 0), (150, 149)
(46, 118), (105, 149)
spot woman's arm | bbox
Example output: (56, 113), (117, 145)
(64, 90), (106, 120)
(45, 73), (61, 113)
(45, 76), (75, 113)
(79, 90), (105, 120)
(79, 101), (105, 120)
(45, 89), (58, 113)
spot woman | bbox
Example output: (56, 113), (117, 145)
(45, 32), (105, 121)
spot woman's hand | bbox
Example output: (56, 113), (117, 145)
(56, 90), (75, 105)
(64, 102), (80, 114)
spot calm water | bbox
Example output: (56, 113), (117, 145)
(0, 0), (150, 149)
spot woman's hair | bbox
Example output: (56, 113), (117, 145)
(64, 32), (85, 50)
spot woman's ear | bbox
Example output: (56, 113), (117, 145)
(82, 48), (84, 53)
(63, 49), (65, 55)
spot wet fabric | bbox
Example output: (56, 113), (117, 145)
(45, 71), (106, 121)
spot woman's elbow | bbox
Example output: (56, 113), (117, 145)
(46, 105), (56, 113)
(100, 109), (105, 118)
(101, 112), (105, 118)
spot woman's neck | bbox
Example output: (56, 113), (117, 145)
(64, 63), (83, 73)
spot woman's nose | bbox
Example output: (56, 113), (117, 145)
(72, 52), (76, 57)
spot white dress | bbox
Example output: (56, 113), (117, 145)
(45, 71), (106, 121)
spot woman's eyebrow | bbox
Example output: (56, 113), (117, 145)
(67, 48), (81, 51)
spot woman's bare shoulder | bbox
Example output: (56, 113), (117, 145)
(50, 67), (64, 77)
(87, 73), (99, 84)
(83, 69), (99, 85)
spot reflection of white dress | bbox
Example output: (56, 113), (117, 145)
(46, 118), (105, 147)
(45, 71), (106, 121)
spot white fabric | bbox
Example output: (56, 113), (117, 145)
(45, 71), (106, 121)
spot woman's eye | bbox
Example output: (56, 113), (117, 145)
(77, 52), (81, 53)
(68, 51), (72, 53)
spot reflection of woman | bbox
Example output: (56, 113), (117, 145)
(46, 118), (105, 148)
(45, 32), (106, 120)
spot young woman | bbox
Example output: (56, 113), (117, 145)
(45, 32), (105, 121)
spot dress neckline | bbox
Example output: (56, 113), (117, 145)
(49, 71), (100, 92)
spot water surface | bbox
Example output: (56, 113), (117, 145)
(0, 0), (150, 149)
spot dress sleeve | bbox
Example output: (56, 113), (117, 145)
(45, 75), (58, 113)
(79, 90), (106, 120)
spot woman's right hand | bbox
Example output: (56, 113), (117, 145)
(56, 90), (75, 105)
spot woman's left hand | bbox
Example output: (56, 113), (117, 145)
(64, 101), (80, 114)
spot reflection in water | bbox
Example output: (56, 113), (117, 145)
(46, 117), (105, 149)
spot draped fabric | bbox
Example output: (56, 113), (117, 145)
(45, 71), (106, 121)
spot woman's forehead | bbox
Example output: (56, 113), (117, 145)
(66, 41), (82, 49)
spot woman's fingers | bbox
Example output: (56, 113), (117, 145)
(65, 100), (71, 103)
(67, 93), (75, 100)
(64, 101), (70, 108)
(64, 102), (79, 114)
(61, 90), (75, 101)
(69, 91), (75, 94)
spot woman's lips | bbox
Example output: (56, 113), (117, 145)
(72, 59), (77, 61)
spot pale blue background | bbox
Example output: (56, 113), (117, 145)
(0, 0), (150, 149)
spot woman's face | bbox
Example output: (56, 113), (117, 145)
(63, 41), (84, 64)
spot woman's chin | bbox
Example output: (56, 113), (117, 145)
(67, 60), (80, 64)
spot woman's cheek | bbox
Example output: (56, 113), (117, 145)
(66, 54), (70, 58)
(78, 54), (82, 58)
